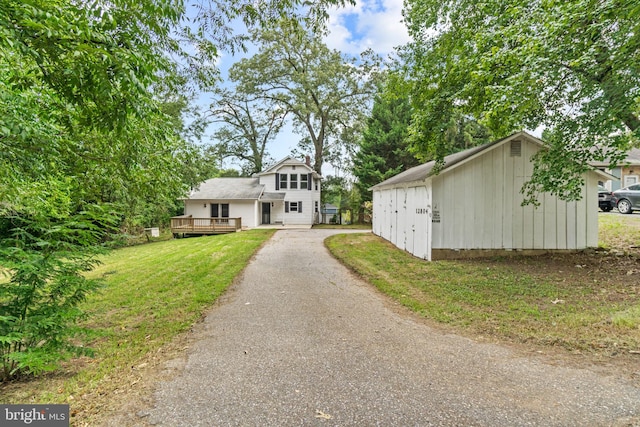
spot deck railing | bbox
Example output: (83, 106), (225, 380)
(170, 215), (242, 235)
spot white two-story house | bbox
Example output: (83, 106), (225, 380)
(180, 156), (322, 229)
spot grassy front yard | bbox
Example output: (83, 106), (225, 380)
(1, 215), (639, 424)
(326, 213), (640, 365)
(0, 229), (275, 424)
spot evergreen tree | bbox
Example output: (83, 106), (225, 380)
(353, 87), (420, 203)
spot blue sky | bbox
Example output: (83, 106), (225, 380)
(206, 0), (411, 174)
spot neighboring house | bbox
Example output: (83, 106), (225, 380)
(371, 132), (612, 261)
(180, 156), (322, 230)
(591, 148), (640, 191)
(321, 203), (339, 224)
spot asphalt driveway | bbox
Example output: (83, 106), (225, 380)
(141, 229), (639, 426)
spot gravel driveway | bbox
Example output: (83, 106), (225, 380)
(142, 229), (639, 426)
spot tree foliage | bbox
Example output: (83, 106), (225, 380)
(353, 78), (421, 203)
(402, 0), (640, 202)
(0, 194), (116, 379)
(0, 0), (356, 380)
(207, 87), (287, 175)
(230, 18), (381, 175)
(0, 0), (211, 379)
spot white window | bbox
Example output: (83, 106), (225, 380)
(280, 173), (287, 189)
(300, 174), (308, 189)
(290, 174), (298, 189)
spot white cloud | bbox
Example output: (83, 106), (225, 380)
(325, 0), (410, 55)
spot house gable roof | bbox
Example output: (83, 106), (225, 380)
(626, 148), (640, 165)
(258, 155), (321, 178)
(372, 131), (612, 190)
(590, 147), (640, 167)
(184, 155), (324, 201)
(186, 178), (263, 200)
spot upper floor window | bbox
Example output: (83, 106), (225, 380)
(279, 173), (287, 189)
(290, 174), (298, 189)
(300, 174), (308, 189)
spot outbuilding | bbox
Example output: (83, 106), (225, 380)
(371, 132), (612, 260)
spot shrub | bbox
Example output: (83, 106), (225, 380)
(0, 204), (115, 380)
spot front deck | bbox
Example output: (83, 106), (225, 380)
(171, 215), (242, 236)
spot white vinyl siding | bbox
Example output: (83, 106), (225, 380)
(259, 161), (321, 225)
(184, 200), (260, 228)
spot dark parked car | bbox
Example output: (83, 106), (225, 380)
(612, 184), (640, 214)
(599, 185), (615, 212)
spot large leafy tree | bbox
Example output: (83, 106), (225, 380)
(402, 0), (640, 202)
(230, 18), (381, 175)
(0, 0), (354, 380)
(0, 0), (213, 379)
(207, 88), (287, 175)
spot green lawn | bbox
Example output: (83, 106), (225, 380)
(325, 214), (640, 357)
(0, 229), (275, 423)
(2, 215), (639, 423)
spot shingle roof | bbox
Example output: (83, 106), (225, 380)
(187, 178), (264, 200)
(372, 131), (615, 190)
(590, 148), (640, 167)
(258, 156), (322, 178)
(260, 192), (286, 201)
(372, 132), (533, 189)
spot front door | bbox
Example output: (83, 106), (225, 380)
(262, 203), (271, 224)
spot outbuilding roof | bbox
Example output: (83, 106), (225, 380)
(187, 178), (264, 200)
(372, 131), (613, 189)
(372, 133), (528, 189)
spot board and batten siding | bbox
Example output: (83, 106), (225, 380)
(372, 184), (432, 260)
(372, 135), (600, 261)
(430, 140), (598, 251)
